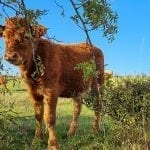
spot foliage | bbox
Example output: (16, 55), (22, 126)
(0, 0), (47, 25)
(81, 89), (102, 111)
(70, 0), (118, 43)
(103, 75), (150, 122)
(74, 59), (99, 83)
(83, 0), (118, 41)
(102, 75), (150, 149)
(31, 55), (45, 80)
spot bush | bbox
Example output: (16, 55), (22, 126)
(103, 75), (150, 121)
(102, 75), (150, 149)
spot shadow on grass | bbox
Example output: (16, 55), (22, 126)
(0, 115), (51, 150)
(0, 116), (36, 150)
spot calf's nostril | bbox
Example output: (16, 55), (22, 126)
(12, 52), (17, 59)
(5, 52), (18, 60)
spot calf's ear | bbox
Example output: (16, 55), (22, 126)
(36, 25), (47, 37)
(31, 25), (47, 37)
(0, 25), (5, 37)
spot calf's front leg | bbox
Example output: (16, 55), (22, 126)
(31, 94), (44, 139)
(44, 89), (58, 150)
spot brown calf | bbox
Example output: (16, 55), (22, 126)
(0, 17), (104, 149)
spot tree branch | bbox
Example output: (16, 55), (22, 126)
(69, 0), (92, 46)
(54, 0), (64, 16)
(0, 0), (19, 14)
(20, 0), (28, 18)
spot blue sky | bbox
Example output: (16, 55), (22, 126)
(0, 0), (150, 75)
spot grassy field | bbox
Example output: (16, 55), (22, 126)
(0, 76), (149, 150)
(0, 90), (108, 150)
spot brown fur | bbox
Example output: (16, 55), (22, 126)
(0, 17), (104, 150)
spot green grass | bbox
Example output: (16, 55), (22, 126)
(0, 76), (149, 149)
(0, 89), (115, 149)
(0, 96), (102, 149)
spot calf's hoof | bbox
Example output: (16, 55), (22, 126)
(67, 122), (77, 137)
(67, 128), (76, 137)
(48, 138), (59, 150)
(35, 129), (43, 139)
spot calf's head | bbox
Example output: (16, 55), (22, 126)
(0, 17), (46, 66)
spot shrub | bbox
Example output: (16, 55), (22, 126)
(103, 75), (150, 121)
(102, 75), (150, 148)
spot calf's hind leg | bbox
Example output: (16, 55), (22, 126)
(67, 97), (82, 136)
(91, 80), (102, 135)
(93, 111), (100, 134)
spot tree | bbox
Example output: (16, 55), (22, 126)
(0, 0), (118, 44)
